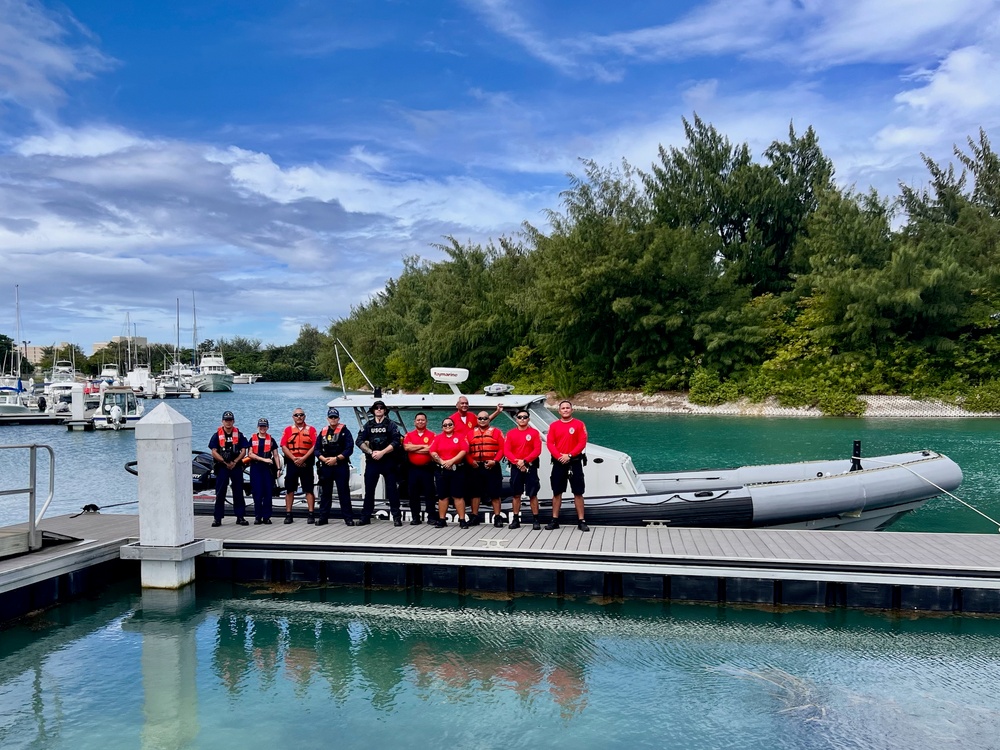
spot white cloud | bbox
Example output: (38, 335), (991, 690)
(0, 0), (113, 111)
(15, 125), (145, 157)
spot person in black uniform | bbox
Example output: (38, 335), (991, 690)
(208, 410), (250, 527)
(356, 400), (402, 526)
(316, 407), (356, 526)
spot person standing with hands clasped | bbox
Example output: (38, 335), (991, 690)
(280, 408), (317, 524)
(504, 409), (542, 530)
(209, 410), (249, 527)
(430, 417), (469, 528)
(357, 400), (402, 526)
(246, 417), (281, 525)
(545, 400), (589, 532)
(316, 407), (355, 526)
(467, 410), (504, 527)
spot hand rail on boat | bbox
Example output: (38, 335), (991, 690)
(0, 443), (55, 551)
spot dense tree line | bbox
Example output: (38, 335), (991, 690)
(323, 117), (1000, 415)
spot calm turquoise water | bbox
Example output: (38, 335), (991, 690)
(2, 584), (1000, 750)
(1, 382), (999, 532)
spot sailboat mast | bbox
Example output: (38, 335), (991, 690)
(192, 292), (198, 366)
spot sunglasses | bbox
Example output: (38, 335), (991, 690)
(515, 414), (530, 420)
(293, 413), (305, 417)
(442, 422), (454, 427)
(477, 416), (489, 421)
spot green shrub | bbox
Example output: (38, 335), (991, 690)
(963, 380), (1000, 413)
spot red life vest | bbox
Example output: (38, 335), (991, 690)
(283, 425), (316, 457)
(321, 424), (344, 439)
(217, 426), (241, 446)
(251, 433), (273, 453)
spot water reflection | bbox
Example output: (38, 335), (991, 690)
(207, 592), (591, 721)
(4, 586), (1000, 750)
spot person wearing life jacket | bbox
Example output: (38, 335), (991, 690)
(403, 412), (437, 525)
(316, 407), (355, 526)
(466, 411), (505, 527)
(429, 417), (469, 528)
(209, 410), (250, 527)
(545, 400), (589, 532)
(504, 408), (543, 530)
(280, 408), (318, 524)
(246, 417), (281, 525)
(356, 400), (402, 525)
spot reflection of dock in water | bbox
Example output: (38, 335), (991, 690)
(5, 512), (1000, 619)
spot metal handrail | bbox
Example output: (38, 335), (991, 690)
(0, 444), (55, 551)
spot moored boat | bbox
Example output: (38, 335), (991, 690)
(174, 367), (963, 529)
(192, 352), (234, 392)
(93, 385), (145, 430)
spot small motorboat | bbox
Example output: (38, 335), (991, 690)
(93, 386), (145, 430)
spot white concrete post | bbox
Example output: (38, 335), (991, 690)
(135, 403), (195, 588)
(70, 383), (85, 421)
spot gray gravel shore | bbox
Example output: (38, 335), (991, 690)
(552, 392), (999, 418)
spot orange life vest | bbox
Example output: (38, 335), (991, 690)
(467, 427), (502, 463)
(251, 433), (273, 453)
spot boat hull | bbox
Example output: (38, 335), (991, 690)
(188, 450), (961, 531)
(193, 373), (234, 392)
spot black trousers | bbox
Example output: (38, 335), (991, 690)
(318, 464), (353, 521)
(363, 459), (400, 520)
(408, 463), (437, 519)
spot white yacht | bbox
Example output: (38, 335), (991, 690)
(0, 386), (31, 416)
(192, 352), (234, 392)
(232, 373), (261, 385)
(97, 363), (123, 385)
(48, 360), (76, 384)
(126, 363), (156, 395)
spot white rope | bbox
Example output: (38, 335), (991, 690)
(858, 455), (1000, 533)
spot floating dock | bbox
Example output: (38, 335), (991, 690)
(3, 512), (1000, 622)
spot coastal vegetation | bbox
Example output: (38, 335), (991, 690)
(323, 117), (1000, 416)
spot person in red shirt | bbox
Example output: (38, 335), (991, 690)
(403, 412), (437, 525)
(504, 408), (542, 530)
(449, 396), (502, 439)
(429, 417), (470, 528)
(280, 408), (318, 524)
(545, 400), (589, 532)
(467, 410), (505, 526)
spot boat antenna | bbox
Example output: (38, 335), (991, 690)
(334, 341), (347, 396)
(335, 338), (374, 391)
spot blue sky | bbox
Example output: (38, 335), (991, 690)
(2, 0), (1000, 353)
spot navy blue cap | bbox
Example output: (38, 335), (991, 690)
(327, 408), (340, 418)
(222, 411), (234, 420)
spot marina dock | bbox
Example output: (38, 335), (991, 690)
(4, 512), (1000, 622)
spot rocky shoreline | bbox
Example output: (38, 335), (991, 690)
(550, 392), (999, 418)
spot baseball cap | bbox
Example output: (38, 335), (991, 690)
(258, 417), (269, 427)
(327, 407), (340, 418)
(222, 411), (235, 420)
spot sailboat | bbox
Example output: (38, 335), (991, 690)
(0, 286), (32, 417)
